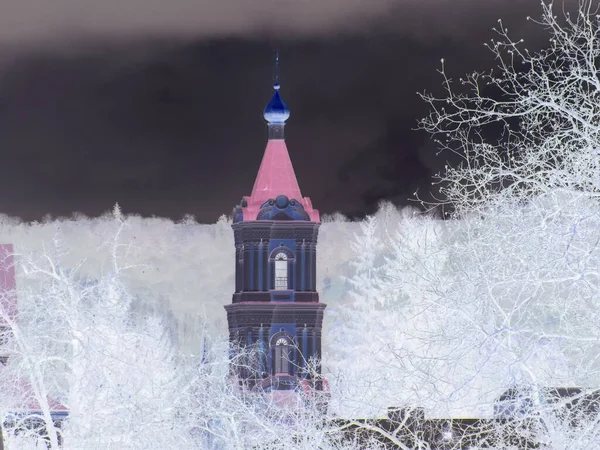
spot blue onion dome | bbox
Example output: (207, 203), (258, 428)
(263, 84), (290, 124)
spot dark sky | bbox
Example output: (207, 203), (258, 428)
(0, 0), (555, 222)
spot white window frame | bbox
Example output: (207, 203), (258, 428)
(274, 252), (288, 290)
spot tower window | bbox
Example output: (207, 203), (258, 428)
(273, 336), (291, 374)
(274, 252), (288, 290)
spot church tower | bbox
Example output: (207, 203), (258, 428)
(225, 53), (327, 401)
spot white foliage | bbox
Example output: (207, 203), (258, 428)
(420, 0), (600, 214)
(0, 217), (191, 448)
(402, 0), (600, 437)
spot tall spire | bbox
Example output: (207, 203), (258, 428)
(239, 50), (319, 222)
(274, 50), (280, 90)
(263, 50), (290, 139)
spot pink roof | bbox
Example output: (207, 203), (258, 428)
(243, 139), (320, 222)
(251, 140), (303, 203)
(9, 377), (69, 413)
(263, 389), (301, 409)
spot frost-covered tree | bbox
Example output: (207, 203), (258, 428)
(0, 207), (387, 449)
(327, 207), (435, 419)
(345, 214), (384, 307)
(0, 208), (193, 448)
(61, 281), (189, 449)
(406, 0), (600, 430)
(420, 0), (600, 213)
(326, 214), (389, 418)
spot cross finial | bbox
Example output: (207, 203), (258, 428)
(274, 50), (280, 90)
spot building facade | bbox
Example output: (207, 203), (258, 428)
(224, 54), (328, 400)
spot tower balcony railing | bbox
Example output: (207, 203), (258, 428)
(274, 277), (288, 290)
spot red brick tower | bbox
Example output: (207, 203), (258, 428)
(225, 53), (328, 406)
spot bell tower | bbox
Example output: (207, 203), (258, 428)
(225, 53), (327, 402)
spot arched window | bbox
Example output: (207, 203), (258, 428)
(274, 252), (288, 290)
(273, 336), (291, 374)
